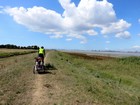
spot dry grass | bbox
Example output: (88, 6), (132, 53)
(0, 53), (37, 105)
(45, 51), (140, 105)
(0, 50), (139, 105)
(0, 48), (37, 58)
(0, 48), (33, 52)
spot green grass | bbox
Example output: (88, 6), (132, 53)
(0, 49), (37, 58)
(47, 51), (140, 105)
(0, 53), (37, 105)
(0, 50), (139, 105)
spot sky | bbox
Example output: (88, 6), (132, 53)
(0, 0), (140, 51)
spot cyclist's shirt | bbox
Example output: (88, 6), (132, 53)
(39, 48), (45, 55)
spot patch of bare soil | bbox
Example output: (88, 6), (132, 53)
(30, 52), (99, 105)
(31, 53), (62, 105)
(31, 75), (47, 105)
(67, 52), (115, 60)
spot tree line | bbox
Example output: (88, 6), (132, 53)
(0, 44), (39, 50)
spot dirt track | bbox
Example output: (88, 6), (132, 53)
(30, 53), (98, 105)
(0, 53), (64, 105)
(1, 51), (139, 105)
(0, 52), (93, 105)
(31, 53), (63, 105)
(31, 74), (46, 105)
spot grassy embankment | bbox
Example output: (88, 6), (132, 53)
(0, 49), (37, 105)
(46, 51), (140, 105)
(0, 50), (139, 105)
(0, 49), (37, 58)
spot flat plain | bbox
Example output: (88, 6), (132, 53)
(0, 49), (140, 105)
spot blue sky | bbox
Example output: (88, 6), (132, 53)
(0, 0), (140, 51)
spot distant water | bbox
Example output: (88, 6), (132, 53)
(64, 50), (140, 57)
(87, 51), (140, 57)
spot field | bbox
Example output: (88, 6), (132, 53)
(0, 49), (37, 58)
(47, 51), (140, 105)
(0, 50), (140, 105)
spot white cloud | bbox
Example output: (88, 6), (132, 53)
(105, 47), (109, 50)
(0, 6), (3, 9)
(138, 19), (140, 23)
(50, 34), (63, 39)
(106, 41), (110, 44)
(67, 33), (87, 44)
(132, 45), (140, 49)
(137, 33), (140, 36)
(0, 6), (4, 14)
(5, 6), (64, 32)
(66, 38), (72, 41)
(101, 19), (131, 35)
(103, 35), (109, 38)
(4, 0), (131, 43)
(115, 31), (131, 39)
(87, 30), (98, 36)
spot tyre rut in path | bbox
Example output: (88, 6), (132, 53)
(31, 53), (62, 105)
(31, 54), (49, 105)
(31, 74), (46, 105)
(30, 52), (98, 105)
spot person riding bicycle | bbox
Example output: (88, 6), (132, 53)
(38, 46), (45, 65)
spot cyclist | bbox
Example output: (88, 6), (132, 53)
(38, 46), (45, 65)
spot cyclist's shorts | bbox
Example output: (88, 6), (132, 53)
(38, 54), (44, 58)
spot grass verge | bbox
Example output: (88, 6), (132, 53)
(0, 53), (37, 105)
(46, 51), (140, 105)
(0, 49), (37, 58)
